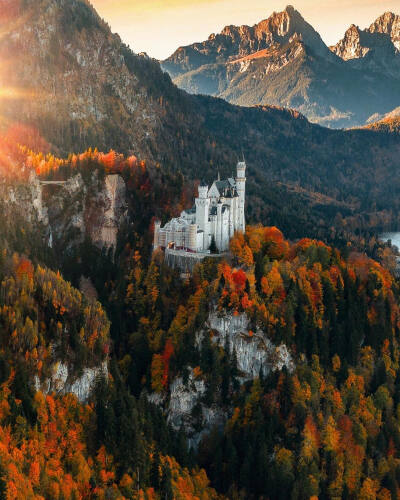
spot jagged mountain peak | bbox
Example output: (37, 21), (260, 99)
(163, 5), (335, 79)
(369, 11), (399, 32)
(332, 11), (400, 62)
(162, 7), (400, 128)
(252, 5), (331, 59)
(369, 11), (400, 50)
(331, 24), (372, 61)
(215, 6), (309, 41)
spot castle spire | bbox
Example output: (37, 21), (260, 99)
(236, 159), (246, 233)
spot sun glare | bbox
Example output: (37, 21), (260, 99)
(0, 87), (36, 100)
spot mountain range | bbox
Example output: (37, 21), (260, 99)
(1, 0), (400, 241)
(162, 6), (400, 128)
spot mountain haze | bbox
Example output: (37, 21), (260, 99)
(162, 6), (400, 128)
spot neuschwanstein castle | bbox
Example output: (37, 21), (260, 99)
(154, 161), (246, 254)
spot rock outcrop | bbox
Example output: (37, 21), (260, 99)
(35, 360), (108, 403)
(165, 372), (226, 449)
(152, 309), (293, 448)
(208, 311), (293, 379)
(0, 172), (49, 225)
(29, 172), (49, 224)
(92, 174), (127, 250)
(0, 168), (127, 258)
(40, 171), (127, 252)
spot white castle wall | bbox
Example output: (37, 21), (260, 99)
(155, 161), (246, 256)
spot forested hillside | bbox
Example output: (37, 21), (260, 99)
(0, 158), (221, 498)
(0, 144), (399, 497)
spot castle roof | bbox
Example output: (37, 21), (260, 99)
(162, 218), (191, 230)
(214, 178), (235, 191)
(210, 177), (238, 199)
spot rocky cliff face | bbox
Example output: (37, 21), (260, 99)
(1, 167), (127, 257)
(208, 311), (293, 379)
(35, 360), (108, 403)
(166, 373), (226, 448)
(152, 309), (293, 448)
(41, 171), (127, 251)
(91, 174), (127, 250)
(0, 171), (50, 225)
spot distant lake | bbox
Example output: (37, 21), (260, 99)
(380, 232), (400, 250)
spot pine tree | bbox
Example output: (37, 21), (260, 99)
(150, 450), (161, 490)
(209, 235), (217, 254)
(160, 461), (173, 500)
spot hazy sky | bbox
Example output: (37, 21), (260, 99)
(91, 0), (400, 59)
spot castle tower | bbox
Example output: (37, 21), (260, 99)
(154, 219), (161, 249)
(188, 224), (198, 252)
(236, 161), (246, 232)
(195, 183), (210, 251)
(216, 201), (223, 251)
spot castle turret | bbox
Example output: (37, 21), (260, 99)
(154, 219), (161, 249)
(216, 201), (223, 251)
(195, 182), (210, 251)
(188, 224), (197, 252)
(236, 161), (246, 232)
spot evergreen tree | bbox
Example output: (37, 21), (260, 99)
(209, 235), (217, 254)
(160, 462), (174, 500)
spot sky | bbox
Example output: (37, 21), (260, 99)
(91, 0), (400, 60)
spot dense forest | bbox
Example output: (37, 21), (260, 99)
(0, 143), (399, 498)
(0, 238), (219, 499)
